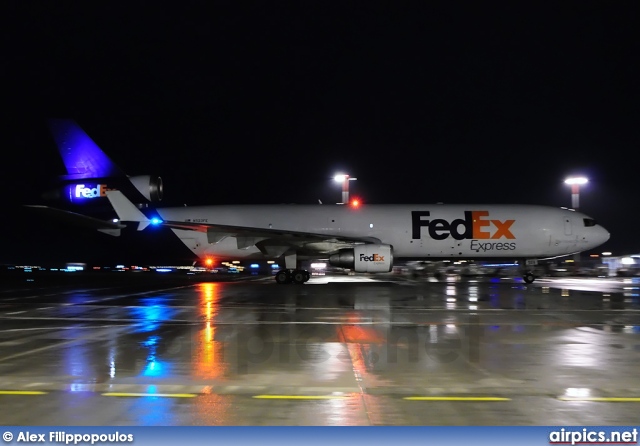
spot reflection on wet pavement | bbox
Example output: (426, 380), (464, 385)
(0, 274), (639, 424)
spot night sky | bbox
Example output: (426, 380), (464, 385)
(2, 2), (639, 265)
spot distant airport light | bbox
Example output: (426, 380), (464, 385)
(232, 260), (240, 264)
(564, 177), (588, 185)
(621, 257), (635, 265)
(267, 260), (275, 264)
(311, 263), (327, 269)
(602, 252), (612, 256)
(250, 264), (259, 268)
(270, 264), (280, 269)
(334, 174), (347, 183)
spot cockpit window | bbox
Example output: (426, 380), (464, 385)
(583, 218), (597, 227)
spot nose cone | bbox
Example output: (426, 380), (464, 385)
(594, 225), (610, 248)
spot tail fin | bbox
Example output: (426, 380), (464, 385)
(105, 190), (152, 230)
(47, 119), (125, 180)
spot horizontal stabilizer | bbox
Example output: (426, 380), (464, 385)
(23, 205), (125, 235)
(105, 190), (151, 230)
(97, 228), (122, 236)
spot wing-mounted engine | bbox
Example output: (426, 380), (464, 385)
(128, 175), (163, 202)
(329, 244), (394, 273)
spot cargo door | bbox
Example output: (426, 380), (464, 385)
(564, 216), (573, 236)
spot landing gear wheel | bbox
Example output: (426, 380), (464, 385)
(291, 269), (307, 284)
(275, 270), (291, 284)
(523, 273), (535, 284)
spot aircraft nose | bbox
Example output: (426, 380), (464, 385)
(596, 225), (610, 246)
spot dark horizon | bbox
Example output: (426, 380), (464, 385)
(3, 2), (638, 264)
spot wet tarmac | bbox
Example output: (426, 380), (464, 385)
(1, 271), (639, 425)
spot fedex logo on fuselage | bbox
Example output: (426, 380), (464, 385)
(411, 211), (515, 240)
(74, 184), (116, 199)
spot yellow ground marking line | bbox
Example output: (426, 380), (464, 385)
(0, 390), (48, 395)
(403, 396), (511, 401)
(102, 392), (197, 398)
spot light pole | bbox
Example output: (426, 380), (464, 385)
(564, 176), (588, 210)
(334, 173), (357, 204)
(564, 176), (588, 264)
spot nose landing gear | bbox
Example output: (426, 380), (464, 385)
(521, 258), (539, 284)
(523, 272), (536, 284)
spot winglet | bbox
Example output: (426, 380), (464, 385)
(105, 190), (151, 231)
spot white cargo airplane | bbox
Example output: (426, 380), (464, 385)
(105, 190), (610, 284)
(36, 120), (609, 284)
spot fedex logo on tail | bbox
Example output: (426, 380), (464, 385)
(73, 184), (117, 199)
(411, 211), (515, 240)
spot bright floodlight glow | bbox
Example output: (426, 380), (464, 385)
(621, 257), (635, 265)
(334, 174), (347, 182)
(564, 177), (588, 185)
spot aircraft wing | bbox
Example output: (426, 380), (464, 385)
(105, 190), (380, 254)
(23, 205), (126, 236)
(162, 219), (381, 243)
(163, 219), (381, 256)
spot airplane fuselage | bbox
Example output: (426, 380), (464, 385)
(156, 204), (609, 261)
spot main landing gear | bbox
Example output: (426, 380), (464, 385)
(275, 269), (311, 284)
(274, 253), (311, 284)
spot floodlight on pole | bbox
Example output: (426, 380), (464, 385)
(334, 173), (357, 204)
(564, 176), (588, 210)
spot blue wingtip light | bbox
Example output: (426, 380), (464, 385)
(150, 217), (163, 225)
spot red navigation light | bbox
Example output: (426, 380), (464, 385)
(350, 198), (361, 208)
(205, 258), (214, 266)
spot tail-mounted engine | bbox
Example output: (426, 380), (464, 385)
(128, 175), (163, 202)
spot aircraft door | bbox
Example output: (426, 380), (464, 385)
(564, 216), (572, 236)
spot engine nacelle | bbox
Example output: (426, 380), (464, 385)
(329, 244), (394, 273)
(128, 175), (163, 202)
